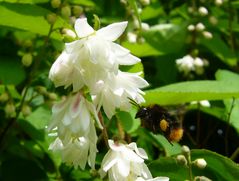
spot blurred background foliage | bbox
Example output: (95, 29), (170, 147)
(0, 0), (239, 180)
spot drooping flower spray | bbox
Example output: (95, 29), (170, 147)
(48, 17), (167, 180)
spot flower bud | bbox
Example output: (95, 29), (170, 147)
(5, 103), (16, 118)
(203, 31), (213, 39)
(194, 176), (212, 181)
(72, 5), (83, 17)
(194, 158), (207, 169)
(22, 104), (32, 117)
(48, 93), (57, 100)
(23, 39), (33, 48)
(0, 92), (9, 102)
(62, 28), (76, 42)
(61, 6), (71, 19)
(198, 7), (208, 16)
(141, 23), (150, 31)
(127, 32), (137, 43)
(21, 53), (33, 67)
(215, 0), (223, 6)
(176, 155), (188, 165)
(36, 86), (47, 95)
(188, 7), (194, 14)
(195, 23), (205, 31)
(187, 24), (195, 31)
(51, 0), (61, 8)
(209, 16), (218, 25)
(46, 13), (57, 25)
(140, 0), (150, 6)
(182, 145), (190, 154)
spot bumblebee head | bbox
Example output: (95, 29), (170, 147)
(135, 107), (149, 119)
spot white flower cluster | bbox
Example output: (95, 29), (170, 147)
(100, 140), (169, 181)
(49, 18), (148, 118)
(176, 55), (208, 75)
(47, 17), (164, 181)
(48, 93), (101, 169)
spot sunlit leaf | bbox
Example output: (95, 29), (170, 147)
(144, 80), (239, 105)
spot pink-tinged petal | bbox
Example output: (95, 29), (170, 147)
(96, 21), (128, 41)
(75, 18), (94, 38)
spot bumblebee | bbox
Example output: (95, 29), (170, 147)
(129, 98), (183, 143)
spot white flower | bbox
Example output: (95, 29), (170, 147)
(198, 7), (208, 16)
(136, 177), (169, 181)
(48, 93), (102, 139)
(100, 140), (152, 181)
(49, 119), (98, 169)
(48, 93), (101, 169)
(49, 18), (140, 92)
(92, 71), (148, 118)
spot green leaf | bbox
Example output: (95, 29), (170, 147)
(200, 34), (237, 66)
(215, 69), (239, 82)
(149, 156), (188, 181)
(117, 110), (140, 134)
(142, 24), (187, 55)
(6, 85), (21, 99)
(215, 70), (239, 133)
(144, 80), (239, 105)
(191, 149), (239, 180)
(149, 149), (239, 181)
(140, 2), (164, 21)
(26, 105), (51, 130)
(0, 2), (67, 37)
(122, 41), (162, 57)
(69, 0), (96, 7)
(0, 57), (26, 85)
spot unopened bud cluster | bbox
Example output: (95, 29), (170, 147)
(176, 55), (209, 76)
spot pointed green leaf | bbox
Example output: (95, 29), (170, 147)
(145, 80), (239, 105)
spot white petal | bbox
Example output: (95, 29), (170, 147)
(65, 40), (83, 54)
(75, 18), (94, 38)
(96, 21), (128, 41)
(103, 154), (118, 172)
(117, 158), (130, 177)
(121, 147), (144, 163)
(141, 163), (152, 179)
(111, 42), (130, 56)
(152, 177), (170, 181)
(128, 142), (148, 159)
(116, 53), (141, 65)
